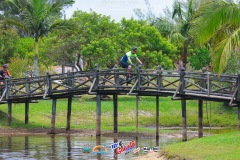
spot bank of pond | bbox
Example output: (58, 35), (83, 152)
(162, 131), (240, 160)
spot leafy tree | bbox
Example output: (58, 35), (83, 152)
(15, 37), (35, 59)
(44, 11), (177, 70)
(190, 0), (240, 75)
(117, 18), (177, 69)
(4, 0), (74, 76)
(0, 27), (19, 64)
(188, 47), (211, 70)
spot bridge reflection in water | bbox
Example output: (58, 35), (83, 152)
(0, 65), (240, 141)
(0, 135), (181, 159)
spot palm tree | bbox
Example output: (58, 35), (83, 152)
(5, 0), (74, 76)
(190, 0), (240, 75)
(171, 0), (202, 68)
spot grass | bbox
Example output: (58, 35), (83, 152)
(162, 131), (240, 160)
(0, 95), (238, 132)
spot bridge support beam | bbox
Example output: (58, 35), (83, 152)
(50, 99), (57, 134)
(66, 97), (72, 131)
(25, 102), (29, 124)
(136, 96), (139, 138)
(96, 95), (101, 136)
(113, 95), (118, 133)
(238, 106), (240, 131)
(156, 96), (159, 144)
(198, 100), (203, 138)
(8, 102), (12, 125)
(181, 99), (187, 141)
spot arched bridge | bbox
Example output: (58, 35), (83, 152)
(0, 65), (240, 141)
(1, 65), (239, 104)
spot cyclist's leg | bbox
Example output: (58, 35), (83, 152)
(127, 65), (133, 80)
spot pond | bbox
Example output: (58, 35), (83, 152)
(0, 134), (181, 160)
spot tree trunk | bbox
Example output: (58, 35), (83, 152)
(182, 38), (190, 68)
(34, 41), (39, 77)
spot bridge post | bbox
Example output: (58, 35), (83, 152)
(236, 74), (240, 131)
(67, 71), (72, 89)
(157, 65), (162, 90)
(5, 77), (9, 100)
(25, 102), (29, 124)
(238, 106), (240, 131)
(136, 95), (139, 138)
(198, 67), (207, 138)
(113, 94), (118, 133)
(137, 65), (141, 90)
(46, 73), (52, 96)
(156, 95), (159, 143)
(50, 99), (57, 134)
(180, 68), (187, 141)
(198, 100), (203, 137)
(236, 74), (240, 101)
(66, 96), (72, 131)
(113, 64), (119, 88)
(8, 102), (12, 125)
(96, 94), (101, 136)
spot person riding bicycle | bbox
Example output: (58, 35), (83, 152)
(0, 64), (11, 81)
(120, 46), (143, 80)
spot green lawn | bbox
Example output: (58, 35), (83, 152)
(0, 95), (238, 132)
(162, 131), (240, 160)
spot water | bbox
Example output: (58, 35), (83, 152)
(0, 135), (181, 160)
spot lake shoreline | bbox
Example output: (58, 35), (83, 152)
(0, 128), (189, 138)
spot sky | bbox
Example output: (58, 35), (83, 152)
(64, 0), (175, 21)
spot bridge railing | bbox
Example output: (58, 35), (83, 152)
(46, 70), (95, 97)
(4, 76), (47, 100)
(0, 66), (239, 103)
(181, 68), (238, 101)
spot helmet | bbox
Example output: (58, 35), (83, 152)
(132, 46), (138, 51)
(2, 64), (8, 68)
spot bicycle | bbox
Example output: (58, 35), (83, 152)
(118, 64), (150, 90)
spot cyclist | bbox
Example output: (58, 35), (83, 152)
(120, 46), (143, 80)
(0, 64), (11, 81)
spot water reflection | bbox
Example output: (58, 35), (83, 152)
(0, 134), (180, 160)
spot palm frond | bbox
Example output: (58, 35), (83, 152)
(190, 0), (240, 45)
(212, 27), (240, 75)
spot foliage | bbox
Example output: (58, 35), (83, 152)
(190, 0), (240, 75)
(0, 28), (19, 64)
(15, 37), (35, 59)
(8, 56), (31, 78)
(224, 51), (240, 75)
(188, 47), (211, 70)
(171, 0), (202, 68)
(117, 18), (176, 69)
(9, 56), (54, 78)
(44, 11), (177, 70)
(4, 0), (75, 76)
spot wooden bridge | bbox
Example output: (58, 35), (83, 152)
(0, 64), (240, 141)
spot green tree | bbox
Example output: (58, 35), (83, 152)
(44, 11), (120, 70)
(171, 0), (202, 68)
(4, 0), (74, 76)
(0, 27), (19, 64)
(190, 0), (240, 75)
(117, 18), (177, 69)
(188, 47), (211, 70)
